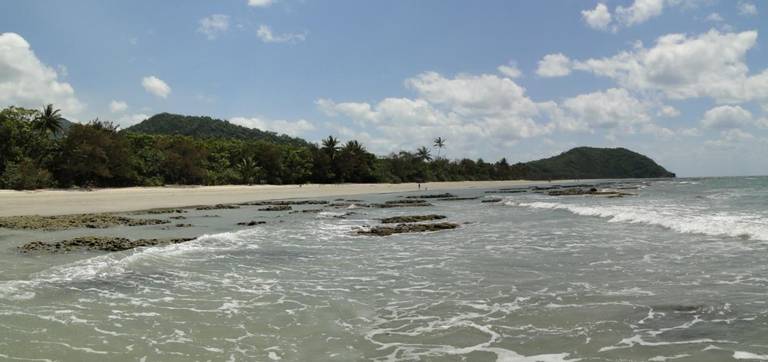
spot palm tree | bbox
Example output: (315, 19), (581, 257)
(236, 156), (262, 185)
(33, 104), (65, 136)
(321, 135), (340, 159)
(433, 137), (446, 159)
(416, 146), (432, 162)
(342, 140), (366, 155)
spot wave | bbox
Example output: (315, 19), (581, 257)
(510, 201), (768, 241)
(0, 228), (264, 300)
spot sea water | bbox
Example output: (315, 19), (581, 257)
(1, 177), (767, 361)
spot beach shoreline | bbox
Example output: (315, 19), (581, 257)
(0, 180), (574, 217)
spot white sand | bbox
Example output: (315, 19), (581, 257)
(0, 180), (572, 217)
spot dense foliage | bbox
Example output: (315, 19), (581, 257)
(0, 106), (674, 190)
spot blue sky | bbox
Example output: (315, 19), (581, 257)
(1, 0), (767, 176)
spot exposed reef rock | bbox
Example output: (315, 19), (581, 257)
(240, 200), (328, 206)
(139, 208), (187, 215)
(380, 215), (447, 224)
(405, 193), (455, 199)
(18, 236), (196, 253)
(547, 187), (635, 197)
(437, 197), (479, 201)
(237, 220), (267, 226)
(258, 205), (292, 211)
(481, 198), (503, 203)
(0, 214), (169, 231)
(358, 222), (459, 236)
(195, 204), (240, 210)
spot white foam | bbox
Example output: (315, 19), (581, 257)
(734, 351), (768, 360)
(512, 201), (768, 241)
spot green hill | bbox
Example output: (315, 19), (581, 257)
(524, 147), (675, 179)
(122, 113), (310, 147)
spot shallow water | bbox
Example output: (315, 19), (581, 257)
(1, 177), (768, 361)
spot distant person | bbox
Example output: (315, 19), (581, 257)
(418, 183), (421, 190)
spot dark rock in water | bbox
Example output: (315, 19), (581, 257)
(240, 200), (328, 206)
(547, 187), (635, 197)
(170, 216), (187, 220)
(0, 214), (169, 231)
(237, 220), (267, 226)
(175, 223), (193, 228)
(358, 222), (459, 236)
(405, 193), (455, 199)
(18, 236), (196, 253)
(386, 199), (428, 204)
(485, 189), (527, 194)
(259, 205), (292, 211)
(195, 204), (240, 210)
(289, 209), (325, 214)
(372, 202), (432, 208)
(481, 198), (503, 203)
(380, 215), (447, 224)
(437, 197), (479, 201)
(140, 208), (187, 215)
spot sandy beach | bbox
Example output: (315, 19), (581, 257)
(0, 180), (570, 217)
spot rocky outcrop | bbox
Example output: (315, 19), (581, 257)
(372, 200), (432, 208)
(0, 214), (169, 231)
(237, 220), (266, 226)
(547, 187), (635, 197)
(380, 215), (447, 224)
(481, 198), (503, 203)
(240, 200), (328, 206)
(358, 222), (459, 236)
(195, 204), (240, 210)
(18, 236), (196, 253)
(139, 208), (187, 215)
(259, 205), (292, 211)
(405, 193), (455, 199)
(437, 197), (479, 201)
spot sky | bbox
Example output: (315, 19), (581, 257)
(0, 0), (767, 177)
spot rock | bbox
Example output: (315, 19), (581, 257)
(240, 200), (328, 206)
(327, 202), (370, 208)
(437, 197), (479, 201)
(380, 215), (447, 224)
(139, 208), (187, 215)
(175, 223), (193, 228)
(289, 209), (324, 214)
(170, 216), (187, 220)
(405, 193), (455, 199)
(371, 199), (432, 208)
(481, 198), (503, 203)
(358, 222), (459, 236)
(237, 220), (266, 226)
(259, 205), (292, 211)
(195, 204), (240, 210)
(485, 189), (527, 194)
(547, 187), (635, 197)
(0, 214), (169, 231)
(18, 236), (196, 253)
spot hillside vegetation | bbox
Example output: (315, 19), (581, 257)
(0, 106), (674, 190)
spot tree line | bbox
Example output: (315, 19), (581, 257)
(0, 105), (534, 190)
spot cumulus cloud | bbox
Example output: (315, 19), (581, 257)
(616, 0), (665, 26)
(0, 32), (84, 115)
(561, 88), (653, 131)
(198, 14), (229, 40)
(497, 64), (522, 78)
(536, 53), (572, 77)
(229, 116), (315, 136)
(738, 2), (758, 16)
(582, 3), (613, 31)
(109, 100), (128, 113)
(248, 0), (273, 7)
(700, 105), (753, 129)
(141, 76), (171, 98)
(257, 25), (306, 43)
(573, 29), (768, 104)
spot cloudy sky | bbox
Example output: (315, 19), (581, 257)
(1, 0), (767, 176)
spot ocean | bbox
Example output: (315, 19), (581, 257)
(1, 177), (767, 361)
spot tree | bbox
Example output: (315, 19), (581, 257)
(416, 146), (432, 162)
(236, 156), (263, 185)
(433, 137), (446, 159)
(33, 104), (65, 136)
(321, 135), (340, 159)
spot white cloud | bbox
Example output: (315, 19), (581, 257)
(738, 2), (758, 16)
(573, 29), (768, 104)
(497, 64), (522, 78)
(706, 128), (754, 147)
(116, 113), (149, 128)
(248, 0), (274, 7)
(582, 3), (613, 31)
(700, 105), (753, 129)
(705, 12), (724, 22)
(616, 0), (665, 26)
(257, 25), (306, 44)
(198, 14), (230, 40)
(0, 32), (84, 116)
(536, 53), (572, 77)
(109, 100), (128, 113)
(141, 76), (171, 98)
(229, 117), (315, 136)
(659, 105), (681, 117)
(562, 88), (653, 130)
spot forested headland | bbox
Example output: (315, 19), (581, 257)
(0, 105), (675, 190)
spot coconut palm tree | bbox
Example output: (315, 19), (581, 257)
(236, 156), (262, 185)
(416, 146), (432, 162)
(321, 135), (340, 159)
(33, 104), (65, 136)
(433, 137), (446, 159)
